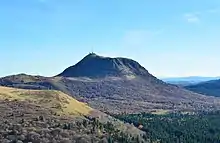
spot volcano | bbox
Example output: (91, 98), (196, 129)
(57, 53), (150, 78)
(1, 53), (220, 113)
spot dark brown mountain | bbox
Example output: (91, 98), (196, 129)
(1, 53), (220, 113)
(57, 53), (151, 78)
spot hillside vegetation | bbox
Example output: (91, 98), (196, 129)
(115, 112), (220, 143)
(0, 86), (92, 116)
(0, 86), (146, 142)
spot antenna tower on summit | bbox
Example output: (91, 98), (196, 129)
(91, 46), (94, 54)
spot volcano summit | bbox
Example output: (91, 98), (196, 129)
(58, 53), (150, 78)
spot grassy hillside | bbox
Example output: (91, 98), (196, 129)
(0, 86), (93, 116)
(0, 86), (145, 142)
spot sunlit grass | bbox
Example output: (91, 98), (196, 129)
(0, 86), (93, 116)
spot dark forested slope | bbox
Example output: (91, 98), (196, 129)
(185, 79), (220, 97)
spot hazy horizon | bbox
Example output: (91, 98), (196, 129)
(1, 0), (220, 77)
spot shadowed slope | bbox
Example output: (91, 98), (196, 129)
(185, 79), (220, 97)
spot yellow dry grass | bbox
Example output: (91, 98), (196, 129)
(151, 109), (169, 115)
(0, 86), (93, 116)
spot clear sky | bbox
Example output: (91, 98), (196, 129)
(0, 0), (220, 78)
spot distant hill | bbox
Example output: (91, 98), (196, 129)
(162, 76), (220, 86)
(185, 79), (220, 97)
(1, 53), (220, 113)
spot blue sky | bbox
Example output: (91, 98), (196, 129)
(0, 0), (220, 77)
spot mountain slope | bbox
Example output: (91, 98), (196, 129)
(0, 86), (145, 142)
(0, 86), (93, 116)
(1, 53), (220, 113)
(0, 74), (57, 90)
(52, 76), (220, 113)
(185, 79), (220, 97)
(58, 53), (150, 78)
